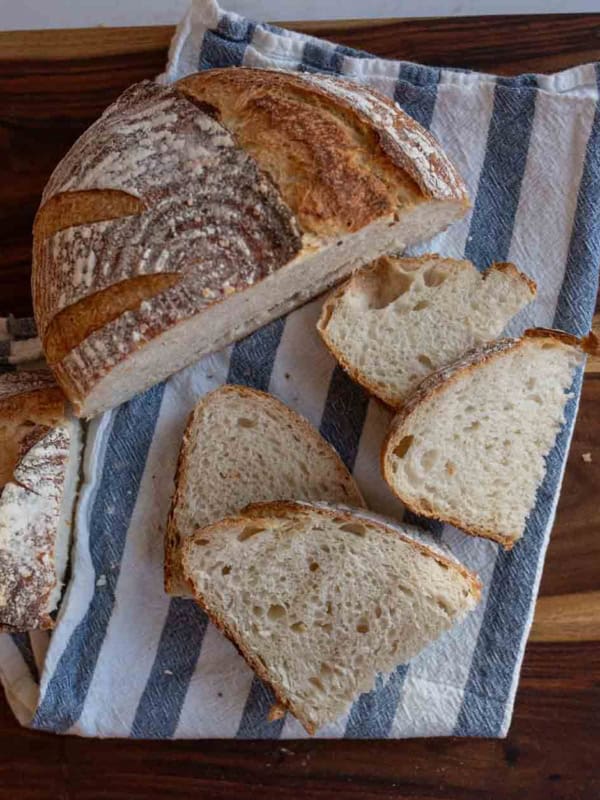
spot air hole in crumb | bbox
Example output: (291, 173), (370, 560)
(319, 622), (333, 633)
(392, 435), (414, 459)
(421, 449), (439, 471)
(309, 676), (325, 692)
(391, 640), (399, 653)
(320, 663), (333, 676)
(418, 354), (434, 369)
(326, 601), (333, 615)
(356, 621), (369, 634)
(309, 561), (320, 572)
(237, 417), (257, 428)
(221, 565), (231, 575)
(542, 342), (558, 349)
(339, 522), (367, 536)
(445, 461), (456, 476)
(290, 621), (306, 633)
(375, 606), (382, 618)
(531, 394), (543, 404)
(267, 604), (286, 621)
(360, 263), (415, 309)
(413, 300), (429, 311)
(526, 377), (536, 390)
(195, 538), (210, 546)
(252, 605), (263, 616)
(424, 266), (448, 287)
(436, 597), (451, 614)
(466, 420), (480, 431)
(321, 544), (330, 554)
(238, 524), (267, 542)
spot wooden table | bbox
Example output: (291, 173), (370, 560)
(1, 14), (599, 800)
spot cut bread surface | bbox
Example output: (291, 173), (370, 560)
(382, 330), (595, 548)
(32, 69), (469, 417)
(165, 385), (364, 595)
(318, 255), (536, 408)
(182, 501), (480, 734)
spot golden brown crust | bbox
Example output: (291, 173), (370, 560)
(317, 257), (537, 410)
(177, 68), (469, 237)
(381, 328), (592, 548)
(164, 385), (366, 594)
(182, 500), (480, 734)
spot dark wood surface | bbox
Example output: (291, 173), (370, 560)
(0, 14), (599, 800)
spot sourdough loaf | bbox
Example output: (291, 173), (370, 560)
(0, 372), (81, 631)
(165, 385), (364, 595)
(33, 68), (469, 417)
(318, 254), (536, 408)
(381, 329), (598, 548)
(182, 500), (480, 734)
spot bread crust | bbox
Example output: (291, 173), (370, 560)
(182, 500), (481, 734)
(164, 385), (365, 594)
(380, 328), (592, 548)
(317, 256), (537, 410)
(0, 373), (73, 632)
(178, 68), (469, 235)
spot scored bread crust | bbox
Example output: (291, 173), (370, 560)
(317, 255), (537, 410)
(0, 373), (72, 632)
(381, 328), (597, 549)
(182, 500), (481, 734)
(177, 68), (470, 231)
(164, 385), (365, 593)
(33, 68), (470, 417)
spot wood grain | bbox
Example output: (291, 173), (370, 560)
(0, 14), (599, 800)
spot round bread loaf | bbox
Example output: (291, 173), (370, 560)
(33, 68), (469, 418)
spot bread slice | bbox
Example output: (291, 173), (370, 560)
(317, 254), (536, 408)
(382, 329), (598, 549)
(181, 501), (481, 735)
(0, 372), (81, 631)
(33, 69), (469, 417)
(165, 386), (365, 595)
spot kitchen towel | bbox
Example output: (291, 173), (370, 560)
(1, 0), (599, 738)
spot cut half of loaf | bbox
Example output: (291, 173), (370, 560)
(317, 254), (536, 408)
(165, 385), (364, 595)
(33, 68), (469, 417)
(382, 329), (598, 549)
(0, 372), (81, 632)
(182, 501), (480, 735)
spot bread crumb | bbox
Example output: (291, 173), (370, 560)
(582, 452), (592, 463)
(96, 574), (107, 587)
(164, 669), (173, 676)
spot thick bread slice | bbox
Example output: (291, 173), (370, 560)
(382, 329), (598, 549)
(318, 255), (536, 408)
(182, 501), (480, 735)
(165, 386), (364, 595)
(33, 68), (469, 417)
(0, 372), (81, 631)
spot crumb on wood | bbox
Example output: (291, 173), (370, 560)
(582, 452), (592, 463)
(164, 669), (173, 676)
(96, 574), (107, 587)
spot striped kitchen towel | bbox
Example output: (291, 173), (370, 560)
(1, 0), (599, 738)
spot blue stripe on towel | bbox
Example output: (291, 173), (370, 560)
(464, 81), (537, 268)
(455, 67), (600, 736)
(131, 598), (209, 738)
(199, 13), (256, 71)
(32, 385), (166, 732)
(10, 633), (39, 684)
(394, 63), (441, 128)
(133, 320), (287, 738)
(553, 64), (600, 337)
(236, 679), (285, 739)
(345, 665), (409, 738)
